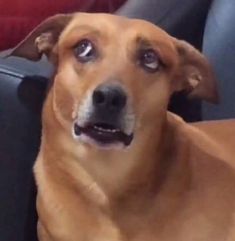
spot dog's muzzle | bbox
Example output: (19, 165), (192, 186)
(73, 83), (134, 148)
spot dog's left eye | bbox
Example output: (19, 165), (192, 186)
(74, 39), (96, 62)
(139, 49), (160, 72)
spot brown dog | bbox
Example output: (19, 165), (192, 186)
(11, 13), (235, 241)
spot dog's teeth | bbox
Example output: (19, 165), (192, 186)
(93, 125), (121, 133)
(94, 126), (103, 131)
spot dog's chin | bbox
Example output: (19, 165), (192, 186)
(72, 123), (134, 150)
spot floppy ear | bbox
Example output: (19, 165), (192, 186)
(8, 14), (73, 61)
(173, 39), (219, 104)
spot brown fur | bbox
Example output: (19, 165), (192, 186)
(11, 13), (235, 241)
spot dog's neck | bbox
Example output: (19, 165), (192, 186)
(41, 93), (191, 207)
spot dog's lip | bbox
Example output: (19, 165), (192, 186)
(74, 122), (133, 146)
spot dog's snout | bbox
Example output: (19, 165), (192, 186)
(92, 84), (127, 113)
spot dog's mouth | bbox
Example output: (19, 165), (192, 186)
(74, 122), (133, 147)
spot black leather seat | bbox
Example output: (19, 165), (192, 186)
(0, 55), (50, 241)
(202, 0), (235, 119)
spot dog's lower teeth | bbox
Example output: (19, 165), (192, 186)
(107, 129), (116, 132)
(94, 126), (104, 131)
(93, 125), (119, 133)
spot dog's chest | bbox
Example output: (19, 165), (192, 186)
(112, 207), (235, 241)
(110, 180), (235, 241)
(37, 172), (235, 241)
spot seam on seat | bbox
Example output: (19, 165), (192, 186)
(0, 66), (24, 79)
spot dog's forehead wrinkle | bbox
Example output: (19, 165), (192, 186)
(135, 36), (154, 48)
(63, 24), (102, 39)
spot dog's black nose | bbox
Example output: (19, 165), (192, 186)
(92, 83), (127, 113)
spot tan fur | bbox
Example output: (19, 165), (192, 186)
(11, 13), (235, 241)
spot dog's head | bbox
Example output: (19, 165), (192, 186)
(10, 13), (218, 150)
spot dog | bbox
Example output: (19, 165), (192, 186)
(10, 13), (235, 241)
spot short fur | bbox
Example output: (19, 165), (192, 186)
(11, 13), (235, 241)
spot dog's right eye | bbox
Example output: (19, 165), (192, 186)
(74, 39), (96, 62)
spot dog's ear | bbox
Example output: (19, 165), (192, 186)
(173, 39), (219, 104)
(9, 14), (73, 61)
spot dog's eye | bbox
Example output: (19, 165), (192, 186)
(74, 39), (96, 62)
(139, 49), (160, 72)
